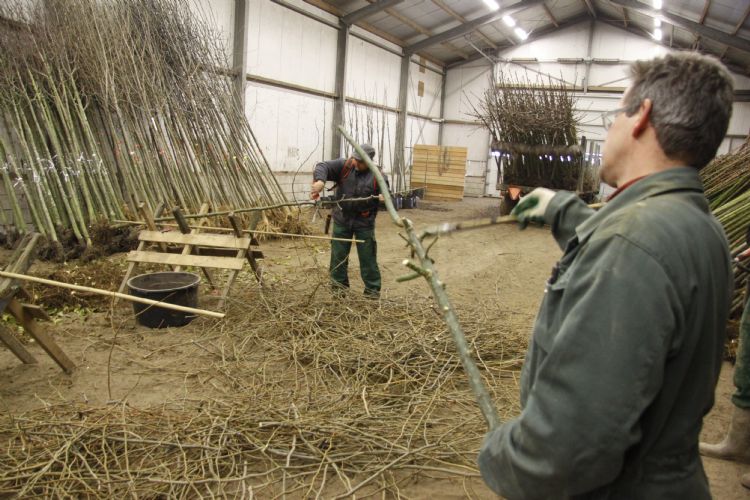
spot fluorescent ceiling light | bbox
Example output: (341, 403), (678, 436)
(514, 27), (529, 40)
(502, 15), (516, 27)
(483, 0), (500, 10)
(653, 0), (662, 9)
(653, 17), (661, 27)
(653, 28), (663, 41)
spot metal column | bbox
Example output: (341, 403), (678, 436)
(331, 21), (350, 158)
(437, 70), (447, 146)
(232, 0), (250, 109)
(393, 55), (410, 192)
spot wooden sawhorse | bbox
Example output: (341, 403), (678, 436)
(0, 233), (75, 374)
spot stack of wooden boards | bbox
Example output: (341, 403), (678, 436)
(411, 145), (468, 202)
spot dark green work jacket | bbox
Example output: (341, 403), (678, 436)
(479, 167), (732, 499)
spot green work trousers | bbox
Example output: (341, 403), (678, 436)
(330, 223), (381, 296)
(732, 290), (750, 409)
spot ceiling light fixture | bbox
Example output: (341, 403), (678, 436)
(514, 27), (529, 40)
(483, 0), (500, 10)
(653, 18), (661, 27)
(653, 28), (663, 40)
(653, 0), (662, 9)
(502, 15), (516, 27)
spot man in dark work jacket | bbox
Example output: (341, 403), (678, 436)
(479, 52), (735, 499)
(311, 144), (384, 297)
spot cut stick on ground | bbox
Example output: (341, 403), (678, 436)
(0, 271), (224, 319)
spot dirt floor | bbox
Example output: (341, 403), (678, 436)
(0, 197), (748, 498)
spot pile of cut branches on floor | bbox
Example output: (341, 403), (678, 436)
(0, 279), (526, 498)
(469, 72), (590, 192)
(701, 137), (750, 317)
(0, 0), (288, 252)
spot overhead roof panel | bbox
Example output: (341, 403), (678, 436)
(302, 0), (750, 75)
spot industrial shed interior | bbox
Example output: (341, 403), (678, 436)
(0, 0), (749, 498)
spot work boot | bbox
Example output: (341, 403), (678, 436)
(742, 472), (750, 490)
(700, 406), (750, 463)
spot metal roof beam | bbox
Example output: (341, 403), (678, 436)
(582, 0), (597, 19)
(446, 13), (591, 69)
(733, 4), (750, 34)
(610, 0), (750, 54)
(370, 0), (471, 59)
(543, 4), (560, 27)
(406, 0), (544, 54)
(699, 0), (710, 24)
(431, 0), (499, 49)
(598, 17), (750, 77)
(342, 0), (404, 25)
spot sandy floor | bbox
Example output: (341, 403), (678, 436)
(0, 197), (747, 498)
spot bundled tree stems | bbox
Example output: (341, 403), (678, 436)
(470, 72), (595, 192)
(0, 0), (288, 248)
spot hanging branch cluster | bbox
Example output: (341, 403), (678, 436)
(469, 71), (595, 192)
(0, 0), (288, 247)
(339, 126), (501, 431)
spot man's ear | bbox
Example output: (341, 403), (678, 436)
(632, 98), (652, 138)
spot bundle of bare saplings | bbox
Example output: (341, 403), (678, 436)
(0, 0), (288, 259)
(470, 71), (594, 193)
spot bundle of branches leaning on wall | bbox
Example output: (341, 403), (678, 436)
(0, 0), (288, 254)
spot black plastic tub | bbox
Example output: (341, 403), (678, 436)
(127, 272), (200, 328)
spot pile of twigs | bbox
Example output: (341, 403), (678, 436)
(0, 280), (525, 497)
(470, 72), (589, 192)
(0, 0), (287, 248)
(702, 138), (750, 315)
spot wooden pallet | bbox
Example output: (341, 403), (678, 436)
(411, 145), (467, 201)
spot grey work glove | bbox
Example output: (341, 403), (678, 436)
(510, 187), (555, 229)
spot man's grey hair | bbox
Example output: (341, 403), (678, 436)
(623, 51), (734, 169)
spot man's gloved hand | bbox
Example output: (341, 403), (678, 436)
(511, 187), (556, 229)
(311, 180), (325, 200)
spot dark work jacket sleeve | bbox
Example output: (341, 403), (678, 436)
(544, 191), (595, 250)
(313, 158), (346, 183)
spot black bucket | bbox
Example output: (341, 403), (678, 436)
(127, 272), (200, 328)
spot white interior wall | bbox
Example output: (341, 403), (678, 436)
(193, 0), (448, 200)
(247, 0), (338, 93)
(444, 19), (750, 196)
(346, 38), (401, 109)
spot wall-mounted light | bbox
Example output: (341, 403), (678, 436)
(514, 27), (529, 40)
(483, 0), (499, 11)
(502, 15), (516, 27)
